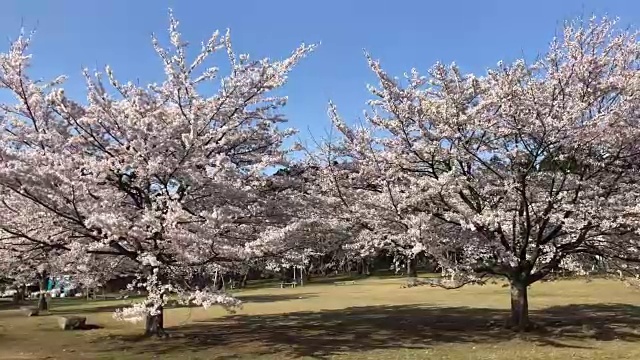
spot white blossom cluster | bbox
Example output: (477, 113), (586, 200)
(0, 10), (316, 327)
(1, 12), (640, 332)
(308, 17), (640, 288)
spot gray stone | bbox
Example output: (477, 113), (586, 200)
(58, 316), (87, 330)
(20, 306), (39, 317)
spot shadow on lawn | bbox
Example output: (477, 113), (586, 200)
(52, 293), (317, 316)
(235, 293), (316, 303)
(99, 303), (640, 359)
(0, 299), (28, 311)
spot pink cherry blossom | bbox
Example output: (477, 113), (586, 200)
(0, 10), (315, 335)
(312, 16), (640, 330)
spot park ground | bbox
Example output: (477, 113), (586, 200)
(1, 277), (640, 359)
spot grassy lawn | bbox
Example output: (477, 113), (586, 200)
(1, 277), (640, 359)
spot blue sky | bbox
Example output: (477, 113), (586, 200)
(1, 0), (639, 144)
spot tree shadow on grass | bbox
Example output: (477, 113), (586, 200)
(234, 293), (316, 303)
(97, 303), (640, 359)
(53, 304), (138, 315)
(0, 299), (42, 311)
(0, 300), (21, 311)
(52, 293), (317, 316)
(75, 324), (104, 330)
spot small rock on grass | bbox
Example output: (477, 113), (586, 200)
(58, 316), (87, 330)
(20, 306), (39, 317)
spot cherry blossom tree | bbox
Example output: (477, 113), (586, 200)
(319, 16), (640, 330)
(0, 10), (315, 335)
(0, 222), (61, 309)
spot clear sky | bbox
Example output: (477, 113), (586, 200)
(1, 0), (639, 143)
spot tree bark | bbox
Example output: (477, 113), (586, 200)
(12, 285), (26, 304)
(240, 272), (248, 288)
(144, 306), (165, 337)
(37, 272), (49, 311)
(362, 259), (370, 276)
(304, 266), (312, 282)
(213, 272), (223, 291)
(407, 257), (418, 278)
(510, 281), (530, 331)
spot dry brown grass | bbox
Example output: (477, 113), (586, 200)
(1, 277), (640, 359)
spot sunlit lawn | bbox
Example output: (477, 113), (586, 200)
(1, 276), (640, 359)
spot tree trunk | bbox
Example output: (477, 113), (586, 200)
(38, 273), (49, 311)
(304, 265), (312, 282)
(240, 272), (248, 288)
(12, 285), (26, 304)
(144, 306), (165, 337)
(38, 293), (48, 311)
(213, 272), (223, 291)
(510, 281), (530, 331)
(407, 257), (418, 278)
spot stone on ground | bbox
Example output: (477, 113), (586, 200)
(58, 316), (87, 330)
(20, 306), (39, 317)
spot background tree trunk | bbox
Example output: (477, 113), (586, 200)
(213, 273), (223, 291)
(407, 257), (418, 278)
(144, 306), (165, 336)
(12, 285), (26, 304)
(510, 281), (529, 331)
(240, 272), (248, 288)
(37, 272), (49, 311)
(304, 266), (312, 282)
(362, 258), (370, 276)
